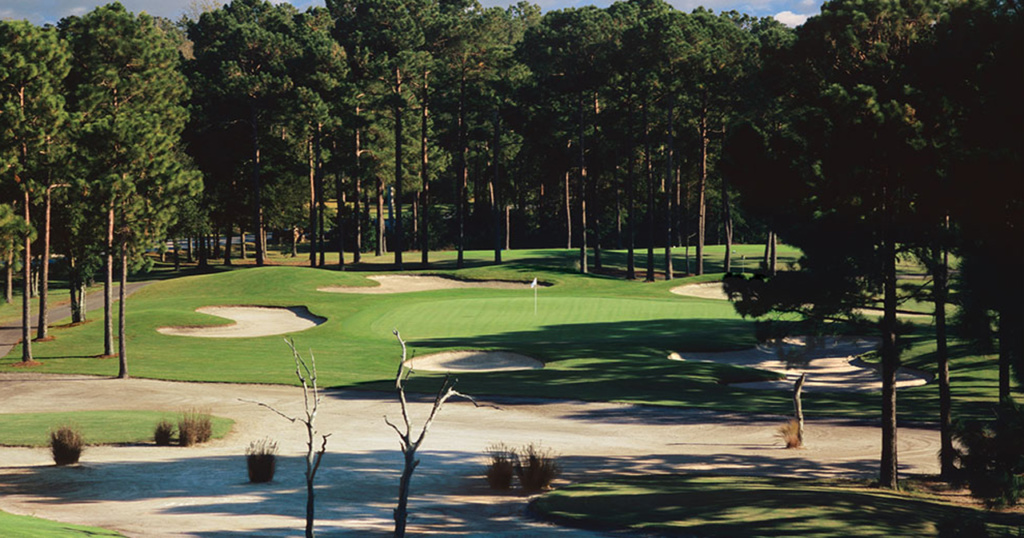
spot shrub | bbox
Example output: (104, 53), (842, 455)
(953, 401), (1024, 508)
(516, 443), (560, 492)
(246, 438), (278, 483)
(777, 419), (803, 449)
(154, 420), (175, 446)
(485, 443), (517, 490)
(50, 425), (84, 465)
(178, 408), (213, 447)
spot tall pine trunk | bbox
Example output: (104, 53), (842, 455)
(664, 97), (674, 281)
(577, 96), (587, 274)
(36, 185), (57, 341)
(353, 108), (362, 263)
(420, 71), (430, 266)
(626, 101), (636, 280)
(104, 202), (114, 357)
(394, 67), (404, 271)
(934, 236), (954, 479)
(117, 238), (129, 379)
(251, 105), (266, 266)
(643, 95), (654, 283)
(879, 185), (899, 489)
(308, 137), (317, 267)
(21, 190), (32, 362)
(456, 73), (467, 269)
(696, 90), (709, 276)
(492, 108), (502, 264)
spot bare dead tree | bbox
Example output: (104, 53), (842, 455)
(793, 373), (807, 447)
(386, 329), (480, 538)
(244, 339), (330, 538)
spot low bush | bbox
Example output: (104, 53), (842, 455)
(50, 425), (84, 465)
(178, 408), (213, 447)
(953, 401), (1024, 507)
(777, 419), (803, 449)
(485, 443), (517, 490)
(153, 420), (175, 446)
(245, 438), (278, 483)
(516, 443), (561, 492)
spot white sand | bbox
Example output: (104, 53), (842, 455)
(320, 275), (537, 294)
(670, 282), (730, 300)
(0, 372), (942, 537)
(669, 336), (932, 393)
(157, 306), (325, 338)
(405, 351), (543, 372)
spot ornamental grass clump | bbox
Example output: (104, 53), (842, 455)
(777, 419), (803, 449)
(485, 443), (518, 490)
(154, 420), (175, 446)
(516, 443), (561, 492)
(50, 425), (84, 466)
(246, 438), (278, 483)
(178, 408), (213, 447)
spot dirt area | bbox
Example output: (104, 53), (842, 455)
(405, 351), (543, 373)
(156, 306), (326, 338)
(319, 275), (536, 294)
(0, 371), (941, 537)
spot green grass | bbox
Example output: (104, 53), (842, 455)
(2, 247), (1014, 420)
(0, 511), (123, 537)
(533, 475), (1024, 537)
(0, 410), (234, 447)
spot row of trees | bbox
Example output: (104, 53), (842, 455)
(0, 6), (200, 377)
(181, 0), (786, 277)
(722, 0), (1021, 492)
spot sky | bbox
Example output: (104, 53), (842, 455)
(0, 0), (819, 28)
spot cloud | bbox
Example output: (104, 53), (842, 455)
(774, 10), (810, 26)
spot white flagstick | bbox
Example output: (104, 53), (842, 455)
(531, 277), (538, 315)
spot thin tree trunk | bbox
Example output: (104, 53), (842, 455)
(354, 110), (362, 264)
(394, 68), (404, 271)
(336, 138), (346, 271)
(664, 98), (674, 281)
(173, 238), (180, 271)
(223, 225), (233, 266)
(794, 373), (806, 447)
(316, 124), (326, 268)
(37, 185), (57, 341)
(626, 102), (636, 280)
(252, 105), (266, 266)
(118, 238), (129, 379)
(493, 108), (502, 264)
(456, 73), (467, 269)
(879, 186), (899, 489)
(420, 72), (430, 266)
(5, 249), (12, 304)
(722, 166), (734, 273)
(577, 96), (587, 274)
(564, 168), (572, 250)
(696, 90), (708, 276)
(644, 95), (654, 283)
(309, 137), (317, 267)
(505, 205), (510, 251)
(376, 175), (385, 257)
(21, 191), (32, 362)
(770, 231), (777, 275)
(104, 203), (115, 357)
(934, 237), (954, 479)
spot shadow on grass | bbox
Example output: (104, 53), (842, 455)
(532, 474), (1024, 537)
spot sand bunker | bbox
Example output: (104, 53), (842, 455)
(670, 336), (932, 393)
(404, 350), (543, 372)
(671, 282), (730, 300)
(157, 306), (325, 338)
(320, 274), (538, 294)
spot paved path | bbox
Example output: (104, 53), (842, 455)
(0, 281), (151, 358)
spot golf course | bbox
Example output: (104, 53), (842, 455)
(1, 247), (1020, 536)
